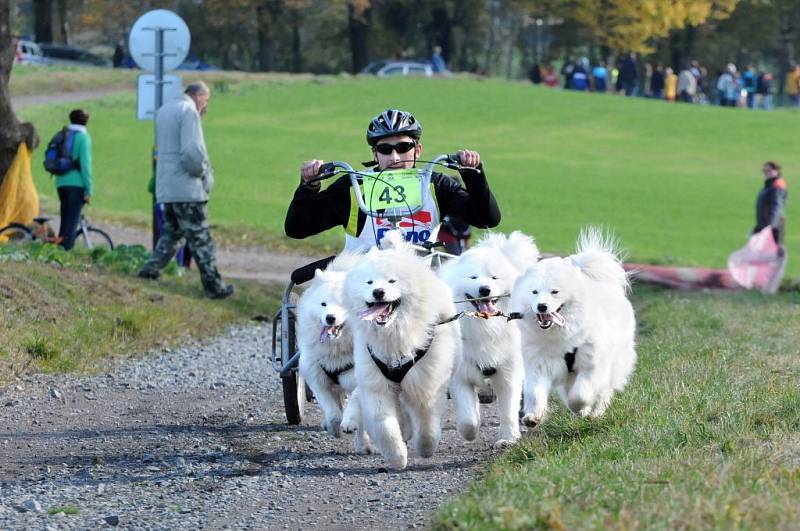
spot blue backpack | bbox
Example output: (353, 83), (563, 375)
(43, 127), (80, 175)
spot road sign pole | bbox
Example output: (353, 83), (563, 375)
(151, 27), (166, 249)
(129, 9), (191, 251)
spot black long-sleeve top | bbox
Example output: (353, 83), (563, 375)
(754, 176), (788, 244)
(285, 165), (501, 239)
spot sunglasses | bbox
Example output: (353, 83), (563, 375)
(374, 141), (416, 155)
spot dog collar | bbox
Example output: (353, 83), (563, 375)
(564, 347), (578, 373)
(320, 362), (354, 385)
(368, 332), (434, 384)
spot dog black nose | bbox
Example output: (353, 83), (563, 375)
(372, 288), (385, 301)
(325, 314), (336, 325)
(537, 303), (548, 313)
(479, 285), (491, 297)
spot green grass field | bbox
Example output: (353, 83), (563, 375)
(435, 287), (800, 529)
(11, 74), (800, 527)
(18, 76), (800, 274)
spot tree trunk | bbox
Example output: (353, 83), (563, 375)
(56, 0), (69, 44)
(1, 0), (37, 183)
(256, 6), (274, 71)
(777, 5), (797, 101)
(256, 2), (281, 72)
(347, 3), (370, 74)
(33, 0), (54, 44)
(431, 5), (452, 62)
(291, 9), (302, 73)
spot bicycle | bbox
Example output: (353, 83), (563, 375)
(272, 154), (470, 424)
(0, 215), (114, 250)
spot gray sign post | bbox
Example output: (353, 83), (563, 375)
(129, 10), (190, 248)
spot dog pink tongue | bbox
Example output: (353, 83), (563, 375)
(358, 303), (391, 321)
(477, 301), (498, 314)
(550, 311), (565, 327)
(319, 326), (338, 342)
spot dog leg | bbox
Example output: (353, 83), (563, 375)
(301, 363), (343, 438)
(521, 374), (551, 428)
(362, 391), (407, 470)
(407, 397), (442, 458)
(492, 367), (522, 448)
(451, 376), (480, 441)
(567, 371), (596, 418)
(340, 388), (361, 434)
(589, 388), (612, 418)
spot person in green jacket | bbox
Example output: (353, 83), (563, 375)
(56, 108), (92, 250)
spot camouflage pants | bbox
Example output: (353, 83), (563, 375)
(140, 202), (224, 293)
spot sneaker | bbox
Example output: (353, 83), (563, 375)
(205, 285), (234, 300)
(137, 269), (160, 280)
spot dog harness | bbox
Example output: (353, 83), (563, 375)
(477, 365), (497, 377)
(368, 332), (434, 384)
(321, 362), (354, 385)
(564, 348), (578, 373)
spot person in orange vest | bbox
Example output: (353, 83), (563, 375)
(754, 161), (788, 250)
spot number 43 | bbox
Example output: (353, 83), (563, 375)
(379, 185), (406, 204)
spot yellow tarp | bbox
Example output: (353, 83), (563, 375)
(0, 143), (39, 242)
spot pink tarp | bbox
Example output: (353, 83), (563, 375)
(624, 227), (786, 292)
(727, 226), (787, 294)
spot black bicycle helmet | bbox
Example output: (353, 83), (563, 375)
(366, 109), (422, 146)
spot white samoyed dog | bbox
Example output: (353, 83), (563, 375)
(439, 231), (539, 448)
(297, 253), (373, 455)
(511, 228), (636, 426)
(343, 233), (459, 470)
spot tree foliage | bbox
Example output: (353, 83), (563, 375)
(568, 0), (740, 53)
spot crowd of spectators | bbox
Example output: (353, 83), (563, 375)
(528, 54), (793, 110)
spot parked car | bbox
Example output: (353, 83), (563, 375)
(39, 44), (110, 67)
(177, 53), (219, 71)
(362, 60), (433, 77)
(14, 39), (50, 66)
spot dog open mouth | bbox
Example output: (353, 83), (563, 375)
(319, 324), (345, 342)
(358, 299), (401, 326)
(465, 293), (500, 317)
(535, 305), (565, 329)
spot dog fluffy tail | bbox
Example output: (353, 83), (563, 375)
(476, 231), (540, 273)
(571, 227), (629, 291)
(328, 251), (363, 272)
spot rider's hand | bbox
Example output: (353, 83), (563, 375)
(300, 160), (324, 183)
(457, 149), (481, 168)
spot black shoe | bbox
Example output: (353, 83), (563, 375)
(137, 269), (160, 280)
(205, 285), (234, 300)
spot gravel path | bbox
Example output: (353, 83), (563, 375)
(0, 324), (507, 529)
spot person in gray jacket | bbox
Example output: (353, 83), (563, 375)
(138, 81), (233, 299)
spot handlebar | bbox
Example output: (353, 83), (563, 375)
(312, 154), (475, 218)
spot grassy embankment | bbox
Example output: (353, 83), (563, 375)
(15, 73), (800, 274)
(434, 286), (800, 529)
(0, 245), (280, 384)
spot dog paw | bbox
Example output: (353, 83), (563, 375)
(457, 421), (479, 442)
(521, 413), (544, 428)
(355, 441), (376, 455)
(386, 452), (408, 470)
(492, 438), (518, 450)
(322, 417), (342, 438)
(340, 418), (358, 434)
(589, 399), (610, 418)
(415, 435), (438, 458)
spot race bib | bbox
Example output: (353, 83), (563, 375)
(362, 169), (423, 214)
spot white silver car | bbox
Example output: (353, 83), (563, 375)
(369, 61), (433, 77)
(14, 39), (50, 66)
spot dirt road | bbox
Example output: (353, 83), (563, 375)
(0, 325), (504, 529)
